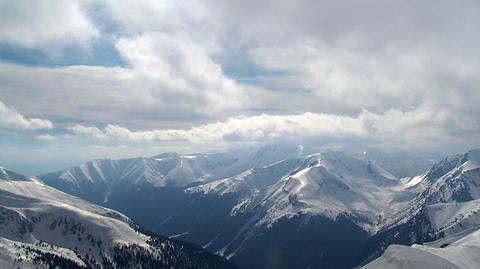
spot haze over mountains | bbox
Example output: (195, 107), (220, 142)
(14, 144), (476, 269)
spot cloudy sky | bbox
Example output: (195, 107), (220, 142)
(1, 0), (479, 174)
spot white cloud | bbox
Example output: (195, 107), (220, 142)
(35, 134), (58, 141)
(0, 0), (98, 49)
(0, 30), (249, 128)
(104, 0), (208, 34)
(67, 107), (480, 150)
(114, 32), (246, 115)
(0, 100), (53, 130)
(248, 38), (480, 116)
(1, 0), (479, 158)
(2, 0), (477, 129)
(67, 124), (107, 139)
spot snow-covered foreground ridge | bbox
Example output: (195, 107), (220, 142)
(362, 227), (480, 269)
(0, 167), (237, 269)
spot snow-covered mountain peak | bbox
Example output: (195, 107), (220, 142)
(385, 148), (480, 234)
(398, 150), (480, 192)
(413, 149), (480, 205)
(338, 145), (437, 178)
(151, 152), (181, 159)
(463, 148), (480, 172)
(191, 150), (407, 232)
(316, 150), (398, 182)
(424, 154), (465, 182)
(428, 149), (480, 176)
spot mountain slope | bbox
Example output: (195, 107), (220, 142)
(0, 167), (238, 269)
(38, 156), (199, 204)
(359, 149), (480, 267)
(382, 149), (480, 231)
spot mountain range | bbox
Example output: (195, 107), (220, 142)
(27, 145), (479, 269)
(0, 144), (478, 268)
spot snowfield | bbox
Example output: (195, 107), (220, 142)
(362, 228), (480, 269)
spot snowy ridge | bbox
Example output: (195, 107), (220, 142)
(425, 200), (480, 237)
(252, 151), (405, 231)
(189, 150), (414, 233)
(402, 174), (427, 188)
(463, 149), (480, 172)
(362, 228), (480, 269)
(0, 237), (87, 269)
(0, 167), (30, 181)
(191, 158), (301, 196)
(340, 145), (437, 178)
(0, 168), (236, 269)
(382, 148), (480, 229)
(363, 148), (480, 269)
